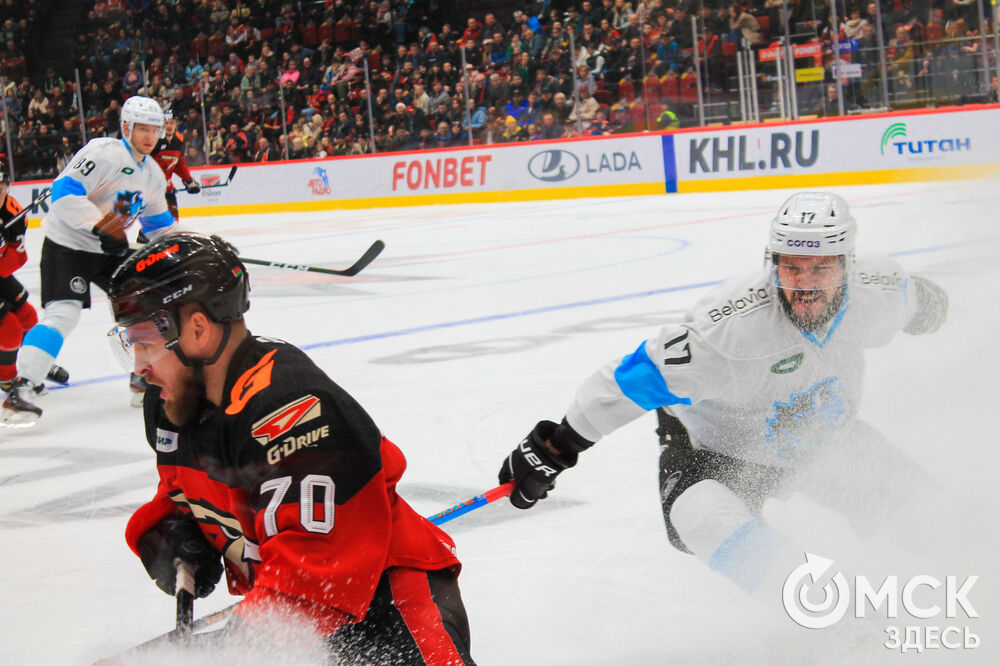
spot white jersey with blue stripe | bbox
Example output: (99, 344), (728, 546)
(565, 256), (920, 468)
(43, 137), (177, 253)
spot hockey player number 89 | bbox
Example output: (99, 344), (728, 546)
(72, 157), (96, 176)
(259, 474), (336, 537)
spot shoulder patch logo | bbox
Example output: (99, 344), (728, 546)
(226, 349), (276, 415)
(251, 394), (322, 445)
(155, 427), (179, 453)
(770, 352), (804, 374)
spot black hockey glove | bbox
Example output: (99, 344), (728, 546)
(138, 517), (223, 599)
(183, 180), (201, 194)
(499, 419), (593, 509)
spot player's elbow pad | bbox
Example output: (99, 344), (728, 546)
(904, 276), (948, 335)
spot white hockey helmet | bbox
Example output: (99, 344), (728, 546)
(120, 95), (165, 137)
(767, 192), (856, 259)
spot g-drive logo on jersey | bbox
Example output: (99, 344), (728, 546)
(879, 122), (971, 159)
(251, 394), (330, 465)
(783, 553), (980, 653)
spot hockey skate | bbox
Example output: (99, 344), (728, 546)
(32, 365), (71, 396)
(1, 377), (42, 427)
(130, 372), (147, 407)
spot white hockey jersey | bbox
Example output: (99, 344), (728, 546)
(43, 137), (177, 253)
(565, 256), (921, 468)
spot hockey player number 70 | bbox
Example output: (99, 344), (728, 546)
(259, 474), (336, 537)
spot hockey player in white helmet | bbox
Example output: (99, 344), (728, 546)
(2, 95), (178, 426)
(498, 191), (948, 605)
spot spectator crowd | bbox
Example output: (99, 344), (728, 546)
(2, 0), (997, 180)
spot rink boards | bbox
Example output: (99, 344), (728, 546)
(11, 104), (999, 225)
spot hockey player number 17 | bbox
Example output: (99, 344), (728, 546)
(259, 474), (336, 537)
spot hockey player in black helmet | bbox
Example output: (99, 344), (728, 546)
(106, 233), (476, 663)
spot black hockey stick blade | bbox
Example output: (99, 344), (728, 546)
(197, 165), (238, 189)
(176, 590), (193, 630)
(239, 240), (385, 277)
(95, 602), (240, 663)
(2, 187), (51, 231)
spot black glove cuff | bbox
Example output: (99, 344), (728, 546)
(552, 418), (595, 455)
(528, 421), (578, 470)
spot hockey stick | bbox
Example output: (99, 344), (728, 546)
(239, 240), (385, 277)
(193, 165), (238, 190)
(2, 187), (51, 231)
(427, 482), (514, 526)
(100, 482), (513, 661)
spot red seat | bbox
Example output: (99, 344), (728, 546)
(756, 15), (770, 37)
(628, 104), (648, 131)
(679, 73), (698, 102)
(318, 21), (335, 43)
(594, 89), (612, 105)
(259, 27), (274, 40)
(641, 75), (661, 102)
(368, 50), (381, 72)
(722, 42), (737, 57)
(299, 23), (318, 47)
(207, 35), (224, 58)
(660, 75), (680, 101)
(618, 78), (635, 101)
(647, 103), (664, 126)
(189, 37), (207, 59)
(334, 19), (353, 44)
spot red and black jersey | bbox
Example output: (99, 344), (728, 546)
(152, 132), (193, 191)
(125, 334), (460, 635)
(0, 194), (26, 277)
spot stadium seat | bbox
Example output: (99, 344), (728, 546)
(618, 78), (636, 101)
(207, 35), (224, 58)
(334, 19), (353, 44)
(641, 76), (661, 102)
(756, 15), (770, 37)
(628, 103), (648, 131)
(722, 42), (737, 57)
(319, 21), (335, 43)
(660, 74), (680, 101)
(679, 73), (698, 102)
(299, 23), (318, 47)
(189, 37), (207, 59)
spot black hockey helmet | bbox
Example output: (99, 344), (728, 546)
(108, 233), (248, 368)
(110, 232), (249, 327)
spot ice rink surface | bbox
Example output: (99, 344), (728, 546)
(1, 180), (998, 664)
